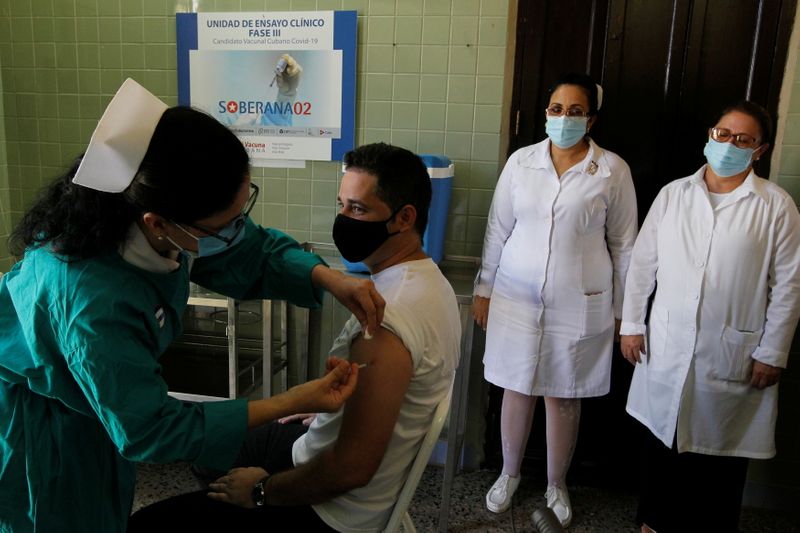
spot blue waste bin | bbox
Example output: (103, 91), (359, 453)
(341, 154), (454, 273)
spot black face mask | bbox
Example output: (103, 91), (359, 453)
(332, 208), (402, 263)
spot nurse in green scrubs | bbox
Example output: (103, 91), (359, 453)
(0, 80), (380, 533)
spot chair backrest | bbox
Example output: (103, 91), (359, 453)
(382, 383), (454, 533)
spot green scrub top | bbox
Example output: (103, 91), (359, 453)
(0, 220), (325, 532)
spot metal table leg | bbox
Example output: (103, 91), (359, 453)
(226, 298), (239, 399)
(262, 299), (272, 399)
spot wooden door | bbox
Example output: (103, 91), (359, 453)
(508, 0), (795, 215)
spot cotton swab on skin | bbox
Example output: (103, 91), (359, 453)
(363, 328), (373, 340)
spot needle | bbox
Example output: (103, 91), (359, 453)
(357, 363), (370, 369)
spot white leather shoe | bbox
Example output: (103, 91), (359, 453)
(485, 473), (521, 513)
(545, 485), (572, 527)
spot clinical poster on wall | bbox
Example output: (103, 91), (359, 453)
(176, 11), (356, 165)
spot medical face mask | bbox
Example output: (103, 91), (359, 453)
(172, 215), (247, 258)
(332, 209), (401, 263)
(703, 139), (755, 178)
(545, 116), (588, 149)
(165, 235), (198, 260)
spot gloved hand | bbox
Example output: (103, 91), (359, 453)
(275, 53), (302, 98)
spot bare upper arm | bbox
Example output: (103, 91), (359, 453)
(331, 326), (413, 486)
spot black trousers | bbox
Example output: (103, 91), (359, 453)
(128, 422), (336, 532)
(636, 423), (749, 533)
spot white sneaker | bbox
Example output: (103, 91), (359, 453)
(485, 474), (520, 513)
(545, 485), (572, 527)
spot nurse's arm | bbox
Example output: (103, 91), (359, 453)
(604, 162), (638, 320)
(311, 265), (385, 338)
(246, 357), (359, 428)
(475, 156), (517, 297)
(67, 333), (248, 472)
(260, 327), (412, 506)
(190, 222), (325, 308)
(751, 194), (800, 369)
(620, 188), (668, 338)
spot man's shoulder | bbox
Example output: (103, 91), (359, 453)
(395, 260), (458, 318)
(377, 259), (456, 305)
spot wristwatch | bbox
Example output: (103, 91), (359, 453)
(251, 474), (270, 507)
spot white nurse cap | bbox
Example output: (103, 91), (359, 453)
(72, 78), (168, 193)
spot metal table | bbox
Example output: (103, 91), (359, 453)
(168, 285), (292, 402)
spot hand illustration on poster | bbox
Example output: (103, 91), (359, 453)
(221, 53), (303, 128)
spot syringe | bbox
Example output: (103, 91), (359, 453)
(269, 57), (289, 87)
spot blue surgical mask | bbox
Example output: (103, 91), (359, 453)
(165, 235), (198, 260)
(546, 116), (588, 149)
(171, 215), (247, 258)
(703, 139), (754, 178)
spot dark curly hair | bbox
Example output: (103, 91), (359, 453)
(343, 142), (432, 237)
(9, 106), (250, 260)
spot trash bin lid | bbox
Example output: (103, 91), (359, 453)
(418, 154), (451, 168)
(418, 154), (454, 179)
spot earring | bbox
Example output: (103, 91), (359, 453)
(157, 235), (164, 241)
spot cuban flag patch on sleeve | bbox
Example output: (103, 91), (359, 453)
(154, 305), (166, 328)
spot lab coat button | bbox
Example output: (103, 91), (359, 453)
(696, 261), (705, 268)
(692, 293), (699, 300)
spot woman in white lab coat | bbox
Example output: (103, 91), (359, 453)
(620, 101), (800, 533)
(474, 73), (638, 526)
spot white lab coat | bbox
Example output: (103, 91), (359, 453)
(621, 167), (800, 458)
(476, 139), (638, 397)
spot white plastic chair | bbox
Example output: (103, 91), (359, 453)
(382, 384), (454, 533)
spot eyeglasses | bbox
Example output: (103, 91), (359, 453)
(180, 183), (259, 244)
(709, 127), (760, 149)
(545, 104), (589, 118)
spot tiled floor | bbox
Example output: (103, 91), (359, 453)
(133, 463), (800, 532)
